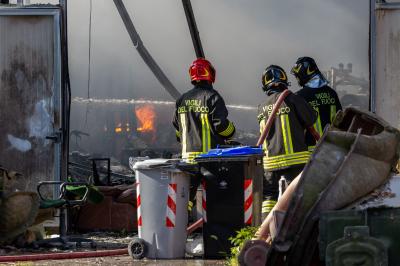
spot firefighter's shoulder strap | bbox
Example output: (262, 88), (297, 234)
(256, 89), (291, 146)
(256, 90), (320, 147)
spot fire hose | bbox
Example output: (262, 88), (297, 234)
(186, 90), (320, 235)
(256, 89), (291, 146)
(236, 91), (322, 265)
(0, 248), (128, 263)
(256, 89), (320, 146)
(1, 91), (319, 263)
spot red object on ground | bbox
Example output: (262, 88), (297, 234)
(187, 218), (204, 235)
(0, 249), (128, 263)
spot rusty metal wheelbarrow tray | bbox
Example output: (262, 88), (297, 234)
(267, 108), (400, 265)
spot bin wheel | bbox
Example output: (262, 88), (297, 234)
(128, 238), (146, 259)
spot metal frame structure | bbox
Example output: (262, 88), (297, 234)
(113, 0), (181, 100)
(370, 0), (400, 113)
(370, 0), (377, 113)
(376, 1), (400, 9)
(182, 0), (205, 58)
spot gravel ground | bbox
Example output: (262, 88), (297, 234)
(0, 232), (133, 256)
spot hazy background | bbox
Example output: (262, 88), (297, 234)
(25, 0), (369, 104)
(14, 0), (370, 154)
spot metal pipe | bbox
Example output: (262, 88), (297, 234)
(182, 0), (205, 58)
(369, 0), (377, 113)
(71, 97), (258, 111)
(60, 0), (70, 237)
(113, 0), (181, 100)
(376, 2), (400, 10)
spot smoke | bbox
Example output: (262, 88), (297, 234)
(22, 0), (369, 103)
(20, 0), (370, 145)
(63, 0), (369, 104)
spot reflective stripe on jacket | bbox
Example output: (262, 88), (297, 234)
(173, 83), (235, 162)
(296, 85), (342, 151)
(258, 89), (317, 171)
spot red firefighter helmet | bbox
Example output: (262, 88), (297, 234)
(189, 58), (216, 84)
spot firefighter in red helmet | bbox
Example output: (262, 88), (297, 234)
(173, 58), (236, 162)
(173, 58), (236, 213)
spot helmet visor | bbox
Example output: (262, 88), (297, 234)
(263, 68), (287, 89)
(263, 69), (275, 85)
(291, 63), (303, 75)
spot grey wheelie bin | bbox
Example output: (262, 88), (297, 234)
(129, 159), (190, 259)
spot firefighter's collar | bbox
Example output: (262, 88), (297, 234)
(305, 74), (328, 89)
(194, 82), (213, 90)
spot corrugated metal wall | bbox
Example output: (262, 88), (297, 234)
(0, 10), (60, 193)
(375, 5), (400, 128)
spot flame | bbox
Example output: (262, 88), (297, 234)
(115, 123), (122, 133)
(135, 104), (156, 141)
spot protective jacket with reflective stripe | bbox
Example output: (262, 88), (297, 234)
(173, 82), (235, 162)
(296, 85), (342, 150)
(258, 89), (317, 171)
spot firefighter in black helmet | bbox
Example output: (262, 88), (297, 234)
(258, 65), (317, 220)
(292, 57), (342, 151)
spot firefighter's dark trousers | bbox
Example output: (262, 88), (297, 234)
(189, 174), (202, 207)
(262, 165), (305, 221)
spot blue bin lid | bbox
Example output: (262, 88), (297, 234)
(197, 146), (263, 158)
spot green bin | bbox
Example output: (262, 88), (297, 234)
(319, 208), (400, 266)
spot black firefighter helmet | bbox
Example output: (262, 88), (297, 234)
(291, 57), (320, 86)
(261, 65), (289, 92)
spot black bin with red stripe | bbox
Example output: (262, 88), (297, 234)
(195, 146), (263, 259)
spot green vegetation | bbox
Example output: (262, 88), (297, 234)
(226, 226), (258, 265)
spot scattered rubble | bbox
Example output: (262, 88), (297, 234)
(0, 232), (134, 256)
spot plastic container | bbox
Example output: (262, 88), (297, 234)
(195, 146), (264, 259)
(319, 208), (400, 266)
(130, 159), (190, 259)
